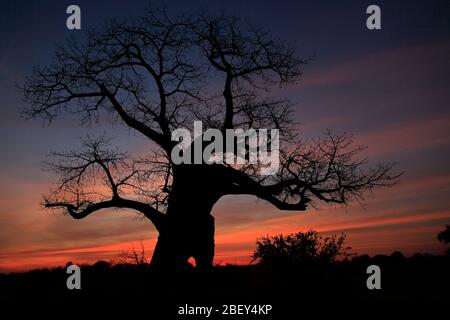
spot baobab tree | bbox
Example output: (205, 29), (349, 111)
(22, 8), (399, 270)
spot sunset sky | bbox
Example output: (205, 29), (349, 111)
(1, 0), (450, 272)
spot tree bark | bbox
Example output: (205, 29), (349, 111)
(150, 165), (223, 270)
(150, 212), (215, 270)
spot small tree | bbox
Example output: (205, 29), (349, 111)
(116, 241), (148, 265)
(437, 225), (450, 255)
(252, 231), (352, 266)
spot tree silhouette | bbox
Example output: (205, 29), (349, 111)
(252, 231), (352, 266)
(437, 225), (450, 244)
(438, 225), (450, 255)
(22, 8), (399, 270)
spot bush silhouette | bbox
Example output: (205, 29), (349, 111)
(115, 241), (148, 265)
(438, 225), (450, 244)
(437, 225), (450, 255)
(252, 230), (352, 266)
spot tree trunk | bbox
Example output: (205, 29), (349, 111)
(150, 212), (215, 270)
(149, 165), (224, 270)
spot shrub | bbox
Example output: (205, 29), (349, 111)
(437, 225), (450, 244)
(252, 230), (352, 266)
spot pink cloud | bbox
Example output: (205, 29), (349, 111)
(355, 114), (450, 157)
(296, 41), (450, 88)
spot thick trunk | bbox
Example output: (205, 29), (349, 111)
(149, 165), (226, 270)
(150, 212), (215, 270)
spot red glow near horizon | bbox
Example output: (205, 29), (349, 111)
(2, 207), (449, 272)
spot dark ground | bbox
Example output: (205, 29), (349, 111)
(0, 253), (448, 318)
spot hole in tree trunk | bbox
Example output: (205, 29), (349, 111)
(187, 257), (197, 268)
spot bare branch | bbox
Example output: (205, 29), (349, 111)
(224, 132), (401, 210)
(42, 135), (168, 230)
(193, 13), (306, 130)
